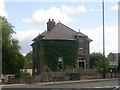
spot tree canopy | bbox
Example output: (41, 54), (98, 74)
(1, 16), (24, 74)
(90, 52), (109, 73)
(24, 51), (32, 69)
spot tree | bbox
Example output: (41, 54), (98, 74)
(1, 16), (24, 74)
(24, 51), (32, 69)
(90, 52), (109, 73)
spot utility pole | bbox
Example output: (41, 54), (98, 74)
(102, 0), (106, 78)
(102, 0), (105, 56)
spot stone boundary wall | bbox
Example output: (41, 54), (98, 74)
(5, 70), (119, 84)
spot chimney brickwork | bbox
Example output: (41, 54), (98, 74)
(47, 19), (55, 31)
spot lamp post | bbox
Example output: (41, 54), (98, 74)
(102, 0), (106, 78)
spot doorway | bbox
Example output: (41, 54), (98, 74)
(78, 57), (86, 69)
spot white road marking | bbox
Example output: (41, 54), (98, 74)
(85, 85), (120, 89)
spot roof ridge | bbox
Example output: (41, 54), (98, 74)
(57, 22), (77, 34)
(58, 22), (88, 37)
(77, 31), (88, 37)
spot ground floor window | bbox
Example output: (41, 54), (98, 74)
(78, 57), (86, 69)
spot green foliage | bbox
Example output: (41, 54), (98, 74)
(44, 65), (51, 72)
(1, 16), (24, 74)
(90, 52), (109, 73)
(15, 72), (30, 78)
(42, 40), (79, 71)
(24, 51), (32, 69)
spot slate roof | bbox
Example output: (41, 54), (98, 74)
(32, 22), (92, 42)
(76, 32), (87, 37)
(41, 31), (48, 36)
(42, 23), (77, 40)
(86, 38), (93, 42)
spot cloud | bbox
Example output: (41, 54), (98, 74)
(81, 26), (118, 56)
(0, 0), (7, 17)
(61, 5), (87, 14)
(22, 6), (72, 25)
(12, 29), (43, 55)
(22, 5), (87, 25)
(110, 4), (118, 10)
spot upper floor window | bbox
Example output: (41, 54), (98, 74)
(79, 38), (84, 49)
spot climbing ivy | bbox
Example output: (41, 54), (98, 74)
(42, 40), (79, 71)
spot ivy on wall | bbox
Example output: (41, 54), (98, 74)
(42, 40), (79, 71)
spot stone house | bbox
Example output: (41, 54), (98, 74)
(31, 19), (92, 75)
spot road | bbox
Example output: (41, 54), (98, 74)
(2, 79), (120, 90)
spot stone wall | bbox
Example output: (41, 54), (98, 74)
(5, 72), (119, 84)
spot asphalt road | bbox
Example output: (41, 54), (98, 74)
(2, 79), (120, 90)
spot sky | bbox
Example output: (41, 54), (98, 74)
(0, 0), (119, 56)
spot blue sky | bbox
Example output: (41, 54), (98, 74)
(6, 2), (117, 29)
(0, 0), (118, 55)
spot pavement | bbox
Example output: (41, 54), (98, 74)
(1, 78), (120, 90)
(39, 78), (118, 85)
(1, 78), (119, 86)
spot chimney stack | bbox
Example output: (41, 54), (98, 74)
(47, 19), (55, 31)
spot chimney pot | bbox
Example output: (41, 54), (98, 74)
(47, 19), (55, 31)
(52, 19), (54, 21)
